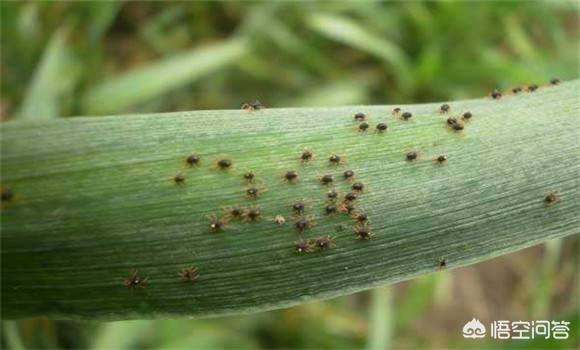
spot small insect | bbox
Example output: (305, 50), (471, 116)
(438, 258), (447, 269)
(406, 151), (418, 161)
(462, 111), (472, 120)
(338, 201), (356, 214)
(242, 100), (263, 111)
(353, 213), (368, 223)
(284, 170), (298, 182)
(527, 84), (538, 92)
(392, 107), (401, 116)
(295, 217), (313, 233)
(174, 173), (185, 184)
(436, 155), (448, 163)
(1, 188), (14, 202)
(490, 88), (502, 99)
(300, 149), (314, 163)
(224, 206), (244, 220)
(354, 112), (367, 122)
(376, 123), (388, 132)
(245, 186), (264, 199)
(358, 122), (370, 132)
(274, 215), (286, 225)
(345, 192), (358, 201)
(124, 270), (147, 289)
(401, 112), (413, 120)
(291, 200), (306, 214)
(320, 174), (334, 185)
(354, 224), (373, 240)
(178, 267), (200, 282)
(446, 117), (458, 126)
(217, 159), (232, 169)
(512, 87), (522, 94)
(186, 153), (200, 166)
(327, 189), (338, 200)
(550, 78), (560, 85)
(325, 204), (337, 215)
(544, 191), (560, 205)
(243, 171), (255, 182)
(451, 123), (464, 131)
(329, 154), (342, 165)
(208, 215), (228, 233)
(440, 104), (450, 113)
(243, 206), (261, 222)
(315, 235), (336, 250)
(351, 182), (364, 192)
(295, 238), (314, 254)
(343, 170), (355, 180)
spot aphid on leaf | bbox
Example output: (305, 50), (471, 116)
(284, 170), (299, 182)
(353, 213), (368, 224)
(319, 174), (334, 185)
(295, 238), (314, 254)
(406, 151), (418, 161)
(245, 186), (265, 199)
(186, 152), (200, 166)
(291, 200), (307, 215)
(354, 224), (373, 240)
(544, 191), (560, 205)
(338, 201), (356, 214)
(224, 206), (244, 220)
(1, 187), (14, 202)
(243, 171), (256, 182)
(354, 112), (367, 122)
(274, 215), (286, 225)
(343, 170), (355, 180)
(124, 270), (147, 289)
(527, 84), (538, 92)
(315, 235), (336, 250)
(435, 155), (448, 164)
(216, 158), (233, 170)
(242, 100), (263, 111)
(327, 189), (338, 200)
(208, 215), (228, 233)
(345, 192), (358, 201)
(178, 267), (200, 282)
(174, 173), (185, 184)
(300, 149), (314, 163)
(243, 206), (261, 222)
(295, 216), (314, 233)
(325, 204), (337, 215)
(376, 123), (388, 132)
(329, 154), (342, 165)
(351, 182), (365, 192)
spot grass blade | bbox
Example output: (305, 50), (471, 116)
(1, 81), (578, 320)
(80, 38), (248, 115)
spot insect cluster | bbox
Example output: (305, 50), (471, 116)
(123, 78), (565, 289)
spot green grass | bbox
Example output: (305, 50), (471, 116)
(2, 80), (578, 320)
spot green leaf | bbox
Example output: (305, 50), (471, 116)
(306, 14), (412, 90)
(1, 81), (578, 320)
(80, 38), (248, 115)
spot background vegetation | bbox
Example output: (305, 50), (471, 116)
(1, 1), (578, 349)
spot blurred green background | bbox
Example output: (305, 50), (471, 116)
(1, 1), (578, 349)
